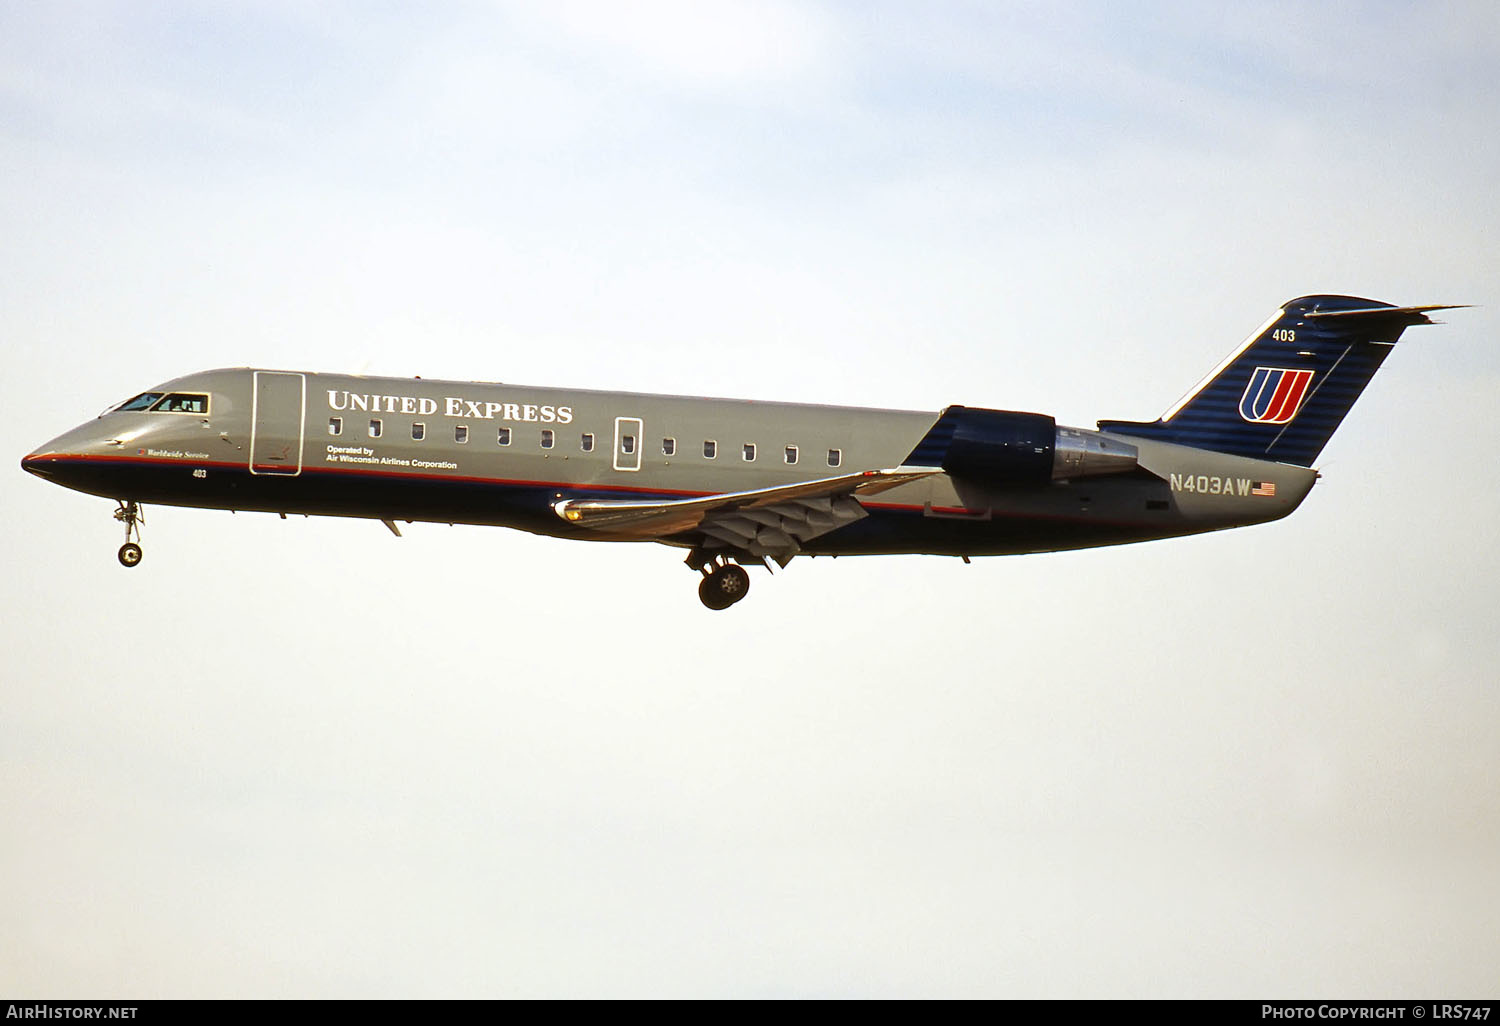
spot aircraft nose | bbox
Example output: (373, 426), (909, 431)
(21, 451), (58, 479)
(21, 423), (121, 487)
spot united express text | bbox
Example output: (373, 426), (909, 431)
(327, 391), (572, 424)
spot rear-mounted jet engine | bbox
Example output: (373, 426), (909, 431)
(906, 406), (1139, 484)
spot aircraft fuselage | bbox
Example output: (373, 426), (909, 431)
(22, 366), (1315, 560)
(24, 295), (1452, 606)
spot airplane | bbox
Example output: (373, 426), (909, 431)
(21, 294), (1459, 609)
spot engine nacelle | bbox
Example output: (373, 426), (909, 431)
(940, 408), (1056, 484)
(1052, 426), (1139, 480)
(919, 406), (1138, 485)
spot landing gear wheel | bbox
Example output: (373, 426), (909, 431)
(698, 563), (750, 610)
(112, 500), (145, 568)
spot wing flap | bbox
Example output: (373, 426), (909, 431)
(552, 467), (941, 548)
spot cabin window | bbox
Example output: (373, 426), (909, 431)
(581, 433), (595, 452)
(153, 393), (210, 414)
(455, 425), (469, 443)
(541, 429), (555, 449)
(742, 443), (756, 462)
(827, 448), (841, 467)
(785, 445), (798, 465)
(328, 417), (342, 436)
(621, 434), (636, 455)
(497, 427), (511, 446)
(369, 419), (382, 438)
(703, 440), (717, 459)
(411, 422), (425, 440)
(662, 437), (676, 456)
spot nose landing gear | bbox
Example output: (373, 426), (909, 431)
(113, 501), (144, 567)
(697, 561), (750, 610)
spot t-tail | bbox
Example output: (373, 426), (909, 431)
(1098, 295), (1463, 467)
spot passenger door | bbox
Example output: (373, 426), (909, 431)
(249, 371), (306, 475)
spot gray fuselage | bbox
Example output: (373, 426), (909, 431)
(23, 367), (1317, 559)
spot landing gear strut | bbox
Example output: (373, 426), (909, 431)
(697, 561), (750, 610)
(113, 500), (144, 568)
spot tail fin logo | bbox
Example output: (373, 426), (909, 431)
(1239, 367), (1314, 425)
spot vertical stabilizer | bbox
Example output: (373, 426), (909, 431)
(1097, 295), (1459, 467)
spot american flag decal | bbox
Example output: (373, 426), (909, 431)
(1251, 481), (1277, 497)
(1239, 367), (1314, 425)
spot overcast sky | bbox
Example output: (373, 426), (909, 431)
(3, 1), (1497, 998)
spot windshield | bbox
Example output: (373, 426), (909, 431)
(106, 392), (165, 415)
(152, 393), (209, 413)
(98, 391), (211, 417)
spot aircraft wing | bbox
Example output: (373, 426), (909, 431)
(552, 466), (943, 564)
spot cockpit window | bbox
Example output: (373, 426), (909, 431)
(151, 393), (210, 414)
(115, 392), (164, 412)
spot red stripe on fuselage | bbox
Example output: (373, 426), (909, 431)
(27, 452), (716, 498)
(31, 454), (1155, 530)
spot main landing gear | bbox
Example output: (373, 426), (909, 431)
(113, 500), (144, 568)
(697, 561), (750, 611)
(686, 546), (757, 610)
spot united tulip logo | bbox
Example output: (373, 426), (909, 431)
(1239, 367), (1313, 424)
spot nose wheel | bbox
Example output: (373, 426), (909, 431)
(698, 562), (750, 610)
(113, 501), (145, 568)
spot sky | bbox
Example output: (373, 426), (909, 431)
(2, 0), (1498, 999)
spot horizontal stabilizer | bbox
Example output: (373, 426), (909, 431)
(1304, 303), (1467, 324)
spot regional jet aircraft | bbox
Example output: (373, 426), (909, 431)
(22, 295), (1457, 608)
